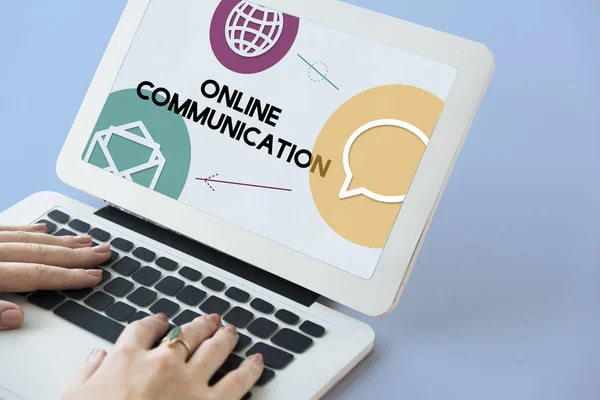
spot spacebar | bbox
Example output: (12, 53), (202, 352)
(54, 300), (125, 344)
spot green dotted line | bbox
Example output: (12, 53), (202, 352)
(308, 62), (328, 82)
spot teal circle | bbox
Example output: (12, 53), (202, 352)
(82, 89), (191, 200)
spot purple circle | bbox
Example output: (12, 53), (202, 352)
(210, 0), (300, 74)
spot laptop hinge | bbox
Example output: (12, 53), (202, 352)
(95, 205), (319, 307)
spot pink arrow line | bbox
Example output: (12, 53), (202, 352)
(204, 173), (218, 191)
(196, 176), (292, 192)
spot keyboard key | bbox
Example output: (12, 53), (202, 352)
(178, 266), (202, 282)
(209, 370), (226, 386)
(155, 256), (178, 271)
(224, 307), (254, 328)
(48, 210), (69, 223)
(132, 266), (161, 286)
(89, 228), (110, 242)
(199, 296), (230, 315)
(63, 287), (93, 300)
(202, 276), (225, 291)
(36, 219), (57, 234)
(220, 353), (251, 375)
(127, 287), (157, 307)
(127, 311), (150, 324)
(112, 256), (140, 276)
(55, 228), (76, 237)
(99, 270), (112, 285)
(54, 300), (124, 344)
(101, 250), (119, 267)
(166, 324), (176, 337)
(172, 310), (201, 326)
(299, 320), (325, 338)
(246, 343), (293, 370)
(176, 286), (206, 306)
(104, 277), (134, 297)
(128, 311), (150, 324)
(208, 368), (253, 400)
(256, 368), (275, 386)
(225, 287), (250, 303)
(250, 298), (274, 314)
(234, 332), (252, 352)
(84, 292), (115, 311)
(105, 302), (136, 322)
(271, 328), (313, 353)
(247, 317), (278, 339)
(275, 309), (299, 325)
(68, 219), (90, 233)
(220, 353), (243, 371)
(111, 237), (134, 252)
(155, 276), (184, 296)
(132, 247), (155, 262)
(149, 298), (180, 318)
(28, 291), (65, 310)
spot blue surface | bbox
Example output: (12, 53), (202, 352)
(1, 1), (599, 399)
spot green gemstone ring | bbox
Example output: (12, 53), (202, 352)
(161, 326), (192, 358)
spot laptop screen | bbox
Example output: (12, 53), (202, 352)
(82, 0), (457, 279)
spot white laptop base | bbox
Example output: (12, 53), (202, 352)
(0, 192), (374, 400)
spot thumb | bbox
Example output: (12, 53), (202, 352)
(0, 300), (24, 330)
(69, 348), (107, 387)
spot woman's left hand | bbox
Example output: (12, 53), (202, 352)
(0, 224), (112, 330)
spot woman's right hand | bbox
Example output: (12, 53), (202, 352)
(63, 313), (264, 400)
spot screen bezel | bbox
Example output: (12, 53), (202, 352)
(57, 0), (494, 316)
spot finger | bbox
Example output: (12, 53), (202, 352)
(0, 263), (103, 292)
(190, 324), (239, 380)
(0, 300), (24, 330)
(211, 354), (264, 400)
(157, 314), (221, 360)
(68, 348), (107, 387)
(0, 224), (47, 233)
(0, 231), (93, 249)
(0, 243), (111, 267)
(116, 314), (170, 350)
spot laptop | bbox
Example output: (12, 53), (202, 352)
(0, 0), (494, 398)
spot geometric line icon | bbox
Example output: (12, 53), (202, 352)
(83, 121), (166, 190)
(339, 118), (429, 204)
(225, 1), (284, 58)
(297, 53), (339, 90)
(210, 0), (300, 74)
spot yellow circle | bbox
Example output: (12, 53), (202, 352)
(310, 85), (444, 249)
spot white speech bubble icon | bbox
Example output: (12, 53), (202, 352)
(339, 118), (429, 203)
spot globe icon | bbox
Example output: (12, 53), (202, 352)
(225, 1), (284, 58)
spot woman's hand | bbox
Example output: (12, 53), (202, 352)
(0, 224), (111, 330)
(63, 313), (264, 400)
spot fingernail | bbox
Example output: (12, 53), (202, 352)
(93, 244), (111, 253)
(87, 269), (103, 277)
(73, 235), (92, 244)
(250, 353), (263, 364)
(87, 348), (105, 362)
(155, 313), (168, 322)
(224, 324), (237, 335)
(207, 314), (221, 325)
(87, 348), (99, 361)
(0, 309), (24, 329)
(32, 223), (47, 232)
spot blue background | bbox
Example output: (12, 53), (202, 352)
(1, 1), (599, 399)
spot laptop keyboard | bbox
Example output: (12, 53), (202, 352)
(26, 209), (327, 399)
